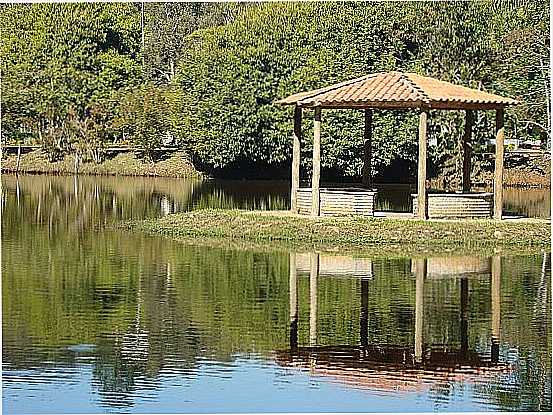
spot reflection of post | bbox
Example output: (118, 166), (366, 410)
(460, 278), (469, 357)
(289, 253), (298, 350)
(309, 252), (319, 346)
(414, 259), (427, 363)
(535, 252), (550, 316)
(16, 176), (20, 207)
(491, 256), (501, 363)
(360, 279), (369, 347)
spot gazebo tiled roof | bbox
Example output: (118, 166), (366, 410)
(276, 71), (518, 110)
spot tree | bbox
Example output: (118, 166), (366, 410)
(173, 1), (549, 178)
(113, 84), (172, 161)
(0, 3), (142, 158)
(143, 2), (251, 85)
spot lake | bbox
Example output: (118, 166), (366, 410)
(1, 174), (551, 413)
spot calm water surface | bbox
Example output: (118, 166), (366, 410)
(1, 174), (551, 413)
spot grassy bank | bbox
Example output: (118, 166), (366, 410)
(1, 150), (201, 178)
(431, 153), (551, 189)
(118, 209), (550, 257)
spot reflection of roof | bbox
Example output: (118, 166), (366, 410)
(295, 254), (372, 279)
(276, 72), (518, 110)
(411, 256), (491, 279)
(275, 345), (509, 393)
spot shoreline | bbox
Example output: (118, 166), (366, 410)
(2, 149), (550, 188)
(116, 209), (550, 257)
(1, 149), (202, 179)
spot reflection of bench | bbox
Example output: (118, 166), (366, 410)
(297, 188), (376, 216)
(412, 192), (493, 218)
(411, 256), (491, 279)
(296, 253), (373, 279)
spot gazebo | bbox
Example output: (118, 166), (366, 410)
(276, 71), (518, 220)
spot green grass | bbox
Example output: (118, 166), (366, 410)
(117, 209), (550, 257)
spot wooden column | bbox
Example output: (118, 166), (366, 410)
(309, 252), (319, 346)
(361, 109), (373, 187)
(462, 110), (474, 192)
(417, 109), (429, 220)
(414, 259), (426, 363)
(494, 108), (505, 220)
(491, 255), (501, 363)
(290, 107), (302, 213)
(311, 107), (322, 216)
(289, 252), (298, 350)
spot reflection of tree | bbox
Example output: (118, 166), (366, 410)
(1, 174), (203, 236)
(90, 260), (204, 406)
(187, 179), (289, 211)
(2, 188), (551, 412)
(92, 343), (142, 410)
(502, 187), (551, 219)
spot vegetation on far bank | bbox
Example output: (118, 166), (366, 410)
(118, 209), (550, 257)
(1, 150), (201, 178)
(1, 2), (550, 184)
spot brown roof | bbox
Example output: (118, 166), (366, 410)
(276, 72), (518, 110)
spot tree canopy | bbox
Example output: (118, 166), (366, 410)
(0, 1), (549, 177)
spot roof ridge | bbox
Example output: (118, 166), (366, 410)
(297, 73), (378, 105)
(401, 73), (431, 104)
(405, 72), (519, 105)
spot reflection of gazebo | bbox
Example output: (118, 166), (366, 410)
(277, 72), (518, 219)
(295, 253), (372, 279)
(411, 256), (491, 279)
(287, 253), (504, 385)
(275, 344), (509, 393)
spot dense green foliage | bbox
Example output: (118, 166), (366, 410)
(1, 1), (549, 177)
(0, 3), (142, 160)
(175, 1), (550, 176)
(113, 83), (173, 159)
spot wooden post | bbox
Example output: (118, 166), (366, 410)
(291, 107), (302, 213)
(494, 109), (505, 220)
(311, 107), (322, 216)
(289, 252), (298, 350)
(462, 110), (474, 192)
(491, 255), (501, 363)
(417, 109), (428, 220)
(414, 259), (426, 363)
(361, 109), (373, 187)
(309, 252), (319, 346)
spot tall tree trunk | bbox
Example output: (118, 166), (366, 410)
(540, 58), (550, 150)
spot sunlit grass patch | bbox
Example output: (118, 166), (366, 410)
(118, 209), (550, 257)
